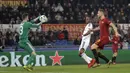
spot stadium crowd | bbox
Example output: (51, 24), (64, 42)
(0, 24), (129, 49)
(0, 26), (68, 47)
(1, 0), (130, 24)
(0, 0), (130, 51)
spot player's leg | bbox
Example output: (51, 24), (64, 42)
(97, 49), (109, 63)
(19, 41), (36, 71)
(112, 43), (118, 64)
(112, 52), (118, 64)
(91, 43), (101, 68)
(25, 42), (36, 67)
(24, 51), (36, 71)
(91, 38), (111, 68)
(79, 40), (95, 68)
(112, 36), (119, 64)
(96, 37), (112, 67)
(96, 37), (110, 63)
(91, 45), (111, 68)
(79, 40), (92, 63)
(91, 39), (100, 64)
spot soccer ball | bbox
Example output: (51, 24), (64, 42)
(39, 15), (48, 22)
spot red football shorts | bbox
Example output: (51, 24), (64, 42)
(112, 36), (119, 53)
(112, 43), (118, 53)
(95, 36), (110, 49)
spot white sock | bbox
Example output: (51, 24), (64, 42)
(87, 55), (92, 61)
(81, 53), (92, 64)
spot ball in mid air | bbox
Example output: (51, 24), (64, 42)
(39, 15), (48, 22)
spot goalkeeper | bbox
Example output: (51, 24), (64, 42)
(18, 13), (47, 71)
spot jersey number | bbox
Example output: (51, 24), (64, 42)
(19, 25), (23, 35)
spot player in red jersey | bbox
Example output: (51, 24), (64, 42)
(85, 9), (119, 68)
(111, 35), (120, 64)
(110, 25), (123, 64)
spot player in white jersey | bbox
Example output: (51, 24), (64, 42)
(79, 16), (96, 68)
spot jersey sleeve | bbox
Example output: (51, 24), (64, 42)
(31, 23), (40, 28)
(30, 20), (35, 23)
(27, 22), (40, 28)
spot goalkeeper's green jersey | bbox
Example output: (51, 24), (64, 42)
(19, 21), (39, 42)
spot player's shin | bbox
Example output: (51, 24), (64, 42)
(26, 54), (36, 66)
(91, 49), (99, 64)
(112, 56), (116, 63)
(79, 48), (92, 64)
(81, 53), (92, 64)
(112, 52), (117, 63)
(98, 52), (109, 63)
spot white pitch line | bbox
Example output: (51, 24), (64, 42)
(0, 71), (8, 73)
(0, 71), (70, 73)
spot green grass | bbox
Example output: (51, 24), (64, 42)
(0, 64), (130, 73)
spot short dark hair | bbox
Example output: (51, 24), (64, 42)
(22, 13), (28, 20)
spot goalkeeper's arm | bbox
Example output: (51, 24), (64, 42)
(31, 17), (48, 27)
(31, 22), (43, 28)
(31, 15), (48, 28)
(30, 16), (39, 23)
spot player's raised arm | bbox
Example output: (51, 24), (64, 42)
(83, 26), (100, 36)
(31, 22), (43, 27)
(30, 16), (40, 23)
(109, 23), (119, 37)
(32, 16), (39, 22)
(92, 26), (100, 32)
(31, 15), (48, 28)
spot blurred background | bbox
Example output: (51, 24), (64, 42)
(0, 0), (130, 51)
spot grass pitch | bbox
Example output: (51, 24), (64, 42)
(0, 64), (130, 73)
